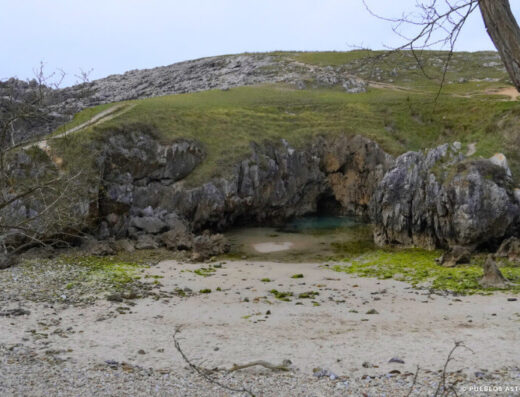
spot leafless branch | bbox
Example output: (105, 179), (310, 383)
(405, 365), (420, 397)
(362, 0), (480, 100)
(173, 327), (256, 397)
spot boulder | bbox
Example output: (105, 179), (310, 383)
(81, 238), (116, 256)
(135, 234), (159, 250)
(371, 144), (520, 249)
(496, 237), (520, 262)
(489, 153), (512, 178)
(112, 239), (135, 253)
(161, 216), (193, 250)
(480, 255), (510, 288)
(0, 254), (17, 270)
(130, 216), (167, 235)
(436, 245), (473, 267)
(192, 232), (230, 260)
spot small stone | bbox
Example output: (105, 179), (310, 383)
(137, 349), (146, 355)
(507, 298), (518, 302)
(389, 357), (405, 364)
(106, 293), (123, 302)
(366, 309), (379, 315)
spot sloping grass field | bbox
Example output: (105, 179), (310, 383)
(56, 79), (520, 185)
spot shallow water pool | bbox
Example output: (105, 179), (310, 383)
(224, 216), (374, 261)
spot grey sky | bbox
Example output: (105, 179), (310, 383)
(2, 0), (518, 86)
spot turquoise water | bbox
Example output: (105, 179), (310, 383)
(279, 216), (362, 234)
(225, 216), (373, 261)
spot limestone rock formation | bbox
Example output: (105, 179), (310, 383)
(436, 245), (473, 267)
(0, 253), (17, 270)
(371, 145), (520, 249)
(316, 135), (394, 219)
(480, 255), (510, 288)
(496, 236), (520, 262)
(191, 232), (230, 260)
(4, 129), (520, 264)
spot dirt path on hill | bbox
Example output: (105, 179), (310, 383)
(24, 103), (135, 152)
(369, 80), (520, 101)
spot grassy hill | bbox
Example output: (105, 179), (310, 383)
(50, 51), (520, 186)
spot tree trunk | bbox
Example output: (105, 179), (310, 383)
(479, 0), (520, 91)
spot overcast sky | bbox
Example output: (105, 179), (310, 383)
(2, 0), (518, 85)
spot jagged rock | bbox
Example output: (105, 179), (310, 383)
(6, 130), (520, 259)
(317, 135), (394, 218)
(130, 216), (167, 235)
(192, 232), (230, 260)
(496, 237), (520, 262)
(371, 144), (520, 249)
(135, 235), (158, 250)
(81, 238), (116, 256)
(101, 129), (205, 184)
(489, 153), (512, 178)
(161, 229), (193, 250)
(112, 239), (135, 253)
(480, 255), (510, 288)
(342, 77), (367, 93)
(160, 216), (193, 250)
(436, 245), (473, 267)
(0, 254), (17, 270)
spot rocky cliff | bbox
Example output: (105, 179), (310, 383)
(371, 144), (520, 250)
(3, 125), (519, 262)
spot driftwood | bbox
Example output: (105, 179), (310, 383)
(229, 359), (292, 373)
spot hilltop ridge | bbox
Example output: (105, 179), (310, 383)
(1, 50), (510, 144)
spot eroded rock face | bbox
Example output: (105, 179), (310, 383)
(371, 145), (520, 249)
(316, 135), (394, 218)
(4, 130), (520, 262)
(101, 136), (328, 235)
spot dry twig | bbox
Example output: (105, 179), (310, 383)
(173, 327), (256, 397)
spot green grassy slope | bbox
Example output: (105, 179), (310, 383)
(52, 51), (520, 186)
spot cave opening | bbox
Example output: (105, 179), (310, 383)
(315, 192), (344, 217)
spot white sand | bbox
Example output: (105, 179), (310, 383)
(253, 242), (294, 253)
(1, 259), (519, 377)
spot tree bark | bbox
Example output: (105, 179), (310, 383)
(479, 0), (520, 91)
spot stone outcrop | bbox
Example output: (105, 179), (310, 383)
(496, 236), (520, 262)
(316, 135), (394, 219)
(436, 245), (473, 267)
(99, 131), (328, 237)
(480, 255), (510, 288)
(4, 128), (520, 262)
(371, 144), (520, 250)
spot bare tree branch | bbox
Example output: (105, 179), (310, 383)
(173, 328), (256, 397)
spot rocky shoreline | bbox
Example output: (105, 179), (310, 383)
(3, 128), (520, 266)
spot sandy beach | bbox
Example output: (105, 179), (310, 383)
(1, 258), (519, 395)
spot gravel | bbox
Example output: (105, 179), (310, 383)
(1, 344), (519, 397)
